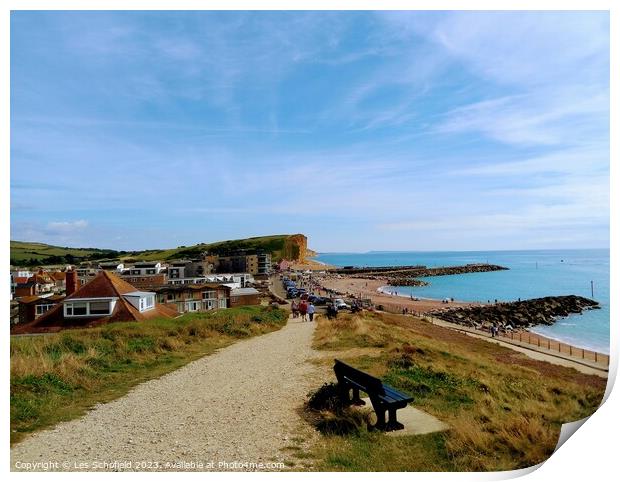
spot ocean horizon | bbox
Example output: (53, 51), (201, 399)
(315, 249), (610, 354)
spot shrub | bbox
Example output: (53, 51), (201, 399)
(307, 383), (344, 412)
(305, 383), (373, 436)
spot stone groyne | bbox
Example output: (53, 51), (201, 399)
(338, 263), (509, 287)
(427, 295), (600, 329)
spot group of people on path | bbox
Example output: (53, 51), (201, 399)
(291, 299), (315, 322)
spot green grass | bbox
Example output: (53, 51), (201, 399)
(10, 306), (288, 444)
(11, 233), (305, 265)
(10, 240), (121, 265)
(309, 311), (607, 471)
(127, 234), (297, 262)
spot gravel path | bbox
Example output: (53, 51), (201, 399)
(11, 316), (323, 472)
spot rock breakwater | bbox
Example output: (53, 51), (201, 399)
(428, 295), (600, 329)
(340, 263), (508, 288)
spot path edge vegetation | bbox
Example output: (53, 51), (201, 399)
(10, 305), (288, 445)
(305, 311), (607, 472)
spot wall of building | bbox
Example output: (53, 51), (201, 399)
(229, 293), (261, 307)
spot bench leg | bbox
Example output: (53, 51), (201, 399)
(385, 408), (405, 432)
(351, 388), (366, 406)
(373, 408), (387, 431)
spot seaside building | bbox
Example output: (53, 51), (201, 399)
(165, 273), (254, 289)
(49, 271), (67, 292)
(122, 261), (162, 276)
(229, 287), (261, 307)
(215, 251), (272, 275)
(16, 294), (65, 325)
(154, 284), (231, 313)
(98, 261), (124, 272)
(165, 259), (215, 280)
(118, 273), (167, 290)
(11, 270), (176, 334)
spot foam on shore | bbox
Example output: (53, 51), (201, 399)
(377, 285), (442, 302)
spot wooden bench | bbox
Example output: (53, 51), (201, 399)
(333, 359), (414, 432)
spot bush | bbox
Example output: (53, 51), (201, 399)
(306, 382), (373, 436)
(307, 383), (344, 412)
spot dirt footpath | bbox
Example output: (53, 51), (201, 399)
(11, 316), (324, 472)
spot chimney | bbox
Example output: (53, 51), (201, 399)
(66, 270), (78, 295)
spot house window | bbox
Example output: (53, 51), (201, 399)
(89, 301), (110, 315)
(64, 300), (112, 316)
(35, 304), (54, 316)
(73, 302), (87, 315)
(145, 296), (154, 309)
(167, 293), (174, 301)
(202, 291), (217, 300)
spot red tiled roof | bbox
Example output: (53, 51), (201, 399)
(47, 294), (66, 302)
(16, 295), (41, 304)
(65, 271), (141, 300)
(50, 272), (66, 281)
(31, 274), (54, 284)
(14, 277), (29, 284)
(11, 271), (175, 334)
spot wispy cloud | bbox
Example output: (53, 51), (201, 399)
(47, 220), (88, 231)
(10, 11), (609, 251)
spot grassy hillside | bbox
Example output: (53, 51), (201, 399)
(304, 311), (605, 471)
(10, 306), (288, 444)
(10, 241), (123, 266)
(11, 234), (305, 266)
(127, 234), (296, 262)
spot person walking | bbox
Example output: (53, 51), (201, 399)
(291, 300), (299, 318)
(299, 300), (308, 321)
(307, 302), (315, 322)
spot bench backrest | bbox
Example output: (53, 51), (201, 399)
(334, 359), (384, 395)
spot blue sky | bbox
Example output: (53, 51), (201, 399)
(10, 11), (609, 252)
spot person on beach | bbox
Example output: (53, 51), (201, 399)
(299, 300), (308, 321)
(307, 303), (315, 322)
(291, 300), (299, 318)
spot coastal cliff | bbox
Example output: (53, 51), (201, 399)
(428, 295), (600, 329)
(282, 234), (309, 261)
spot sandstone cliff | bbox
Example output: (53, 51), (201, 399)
(282, 234), (308, 261)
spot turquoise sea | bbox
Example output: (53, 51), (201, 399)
(315, 249), (610, 354)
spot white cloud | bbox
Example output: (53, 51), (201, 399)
(47, 220), (89, 232)
(436, 90), (609, 147)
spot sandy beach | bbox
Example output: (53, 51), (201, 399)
(289, 259), (335, 271)
(316, 274), (478, 314)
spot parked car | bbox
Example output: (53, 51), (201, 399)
(313, 296), (327, 306)
(334, 298), (350, 310)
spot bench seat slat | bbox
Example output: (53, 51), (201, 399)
(341, 377), (413, 405)
(382, 385), (414, 402)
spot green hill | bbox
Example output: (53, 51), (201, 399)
(125, 234), (303, 262)
(10, 234), (308, 267)
(10, 241), (123, 266)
